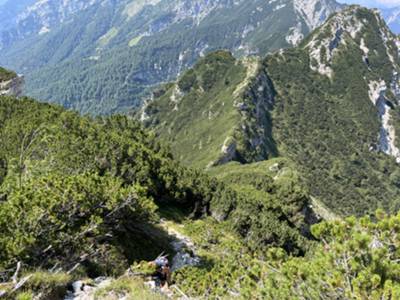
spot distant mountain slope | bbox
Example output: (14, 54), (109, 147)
(0, 0), (36, 31)
(0, 0), (342, 114)
(0, 0), (99, 47)
(146, 6), (400, 216)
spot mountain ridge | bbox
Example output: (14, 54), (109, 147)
(145, 5), (400, 216)
(3, 3), (400, 299)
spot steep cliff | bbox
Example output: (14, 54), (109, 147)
(0, 67), (23, 96)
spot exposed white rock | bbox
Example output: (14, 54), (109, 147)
(198, 43), (209, 58)
(159, 220), (200, 272)
(308, 46), (334, 78)
(370, 237), (384, 249)
(233, 57), (259, 98)
(368, 80), (400, 163)
(64, 220), (200, 299)
(381, 30), (395, 64)
(140, 100), (151, 122)
(273, 4), (287, 12)
(169, 84), (183, 111)
(242, 24), (255, 38)
(391, 70), (400, 99)
(360, 38), (369, 64)
(0, 75), (24, 97)
(87, 55), (100, 61)
(38, 26), (50, 35)
(269, 162), (281, 172)
(177, 49), (190, 76)
(221, 137), (235, 155)
(286, 22), (304, 46)
(236, 43), (257, 56)
(123, 0), (162, 18)
(206, 136), (238, 167)
(306, 8), (364, 78)
(368, 80), (386, 106)
(379, 103), (400, 163)
(64, 277), (112, 300)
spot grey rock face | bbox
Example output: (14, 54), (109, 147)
(0, 75), (24, 97)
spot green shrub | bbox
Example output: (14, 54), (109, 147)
(15, 292), (34, 300)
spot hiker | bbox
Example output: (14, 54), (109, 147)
(154, 256), (171, 288)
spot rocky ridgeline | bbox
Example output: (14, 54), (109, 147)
(0, 74), (24, 97)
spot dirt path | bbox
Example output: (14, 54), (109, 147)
(159, 219), (200, 272)
(64, 220), (199, 299)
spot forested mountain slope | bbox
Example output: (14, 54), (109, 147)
(0, 85), (321, 297)
(2, 2), (400, 298)
(0, 0), (342, 114)
(2, 78), (400, 299)
(146, 6), (400, 217)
